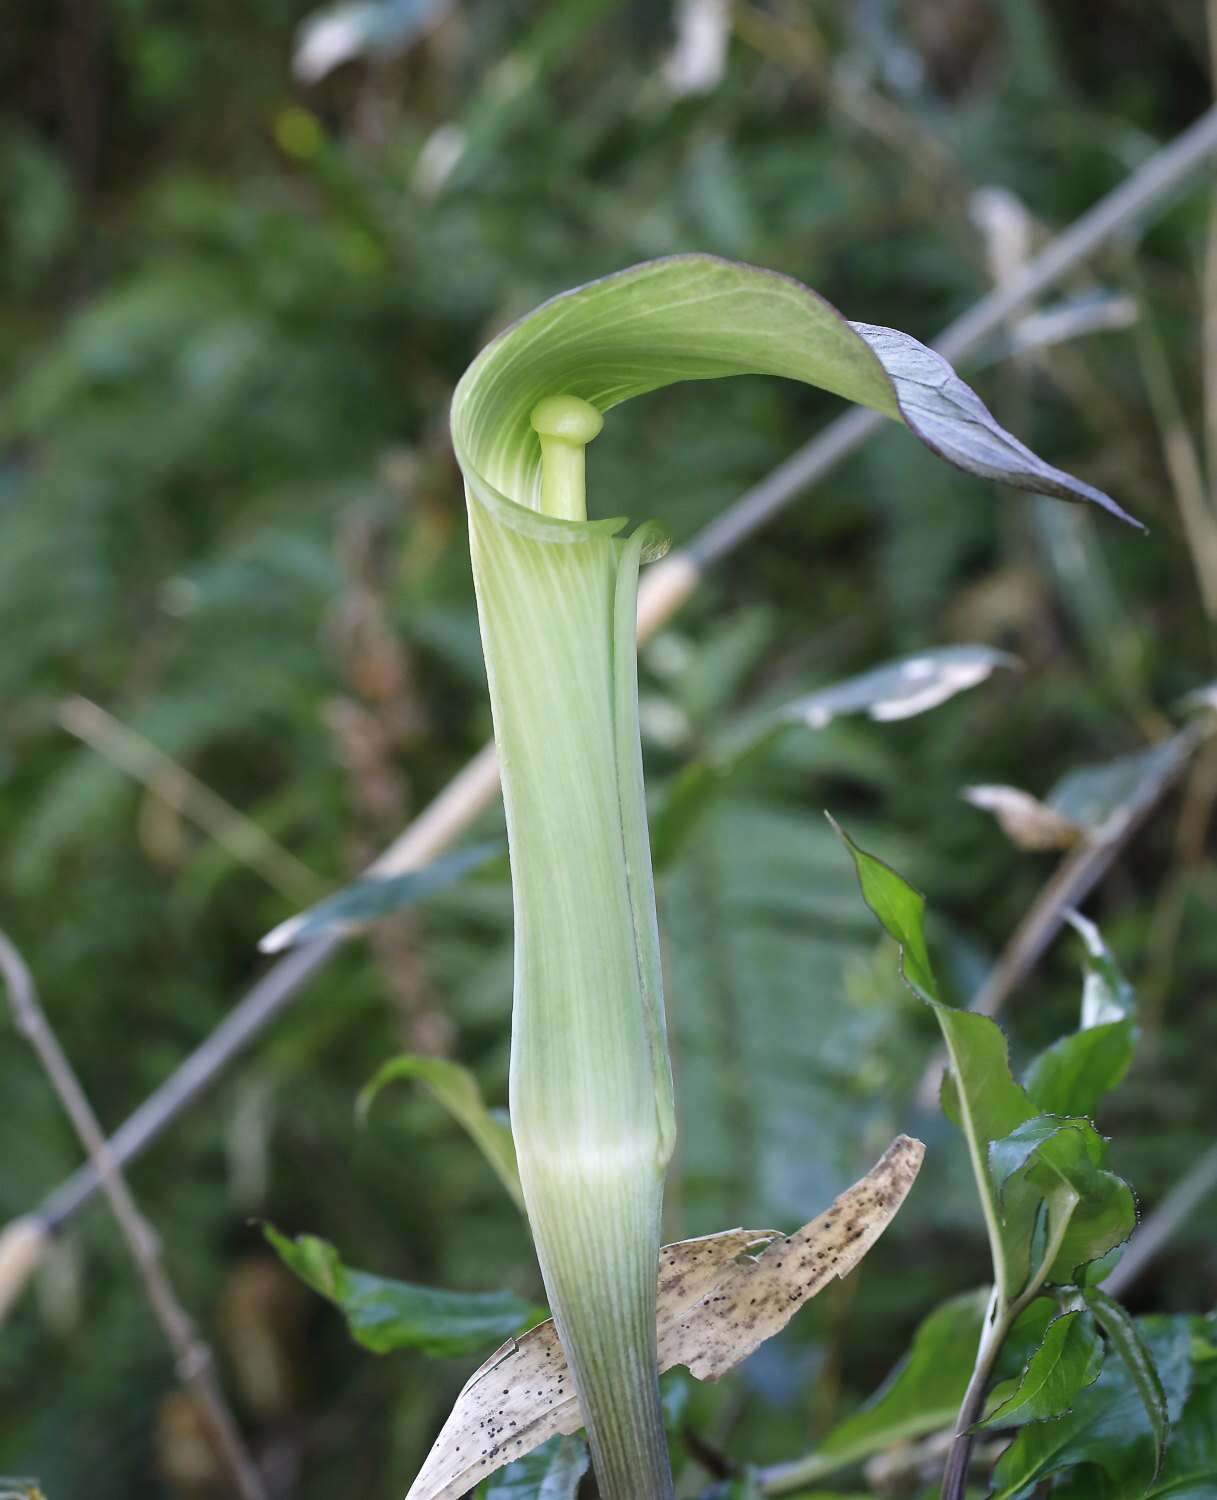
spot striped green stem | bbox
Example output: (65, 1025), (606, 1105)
(467, 396), (675, 1500)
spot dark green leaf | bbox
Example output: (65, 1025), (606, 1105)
(1086, 1289), (1171, 1479)
(481, 1436), (589, 1500)
(832, 821), (1036, 1296)
(262, 1224), (536, 1356)
(989, 1116), (1105, 1197)
(980, 1310), (1104, 1431)
(988, 1115), (1135, 1287)
(991, 1316), (1191, 1500)
(259, 840), (504, 953)
(1042, 1168), (1137, 1286)
(1148, 1316), (1217, 1497)
(1024, 1022), (1136, 1119)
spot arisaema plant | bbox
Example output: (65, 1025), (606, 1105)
(443, 255), (1135, 1500)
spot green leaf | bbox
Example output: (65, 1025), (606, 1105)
(262, 1224), (536, 1356)
(828, 818), (937, 1002)
(451, 256), (1136, 531)
(1023, 913), (1137, 1117)
(1086, 1289), (1171, 1479)
(1024, 1023), (1136, 1120)
(1148, 1317), (1217, 1497)
(258, 840), (504, 953)
(991, 1315), (1191, 1500)
(989, 1115), (1106, 1198)
(989, 1116), (1136, 1284)
(1041, 1166), (1136, 1285)
(980, 1310), (1104, 1430)
(481, 1436), (590, 1500)
(359, 1054), (524, 1211)
(772, 1291), (988, 1485)
(831, 820), (1035, 1299)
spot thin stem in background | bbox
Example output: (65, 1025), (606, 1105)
(1143, 735), (1217, 1026)
(1134, 311), (1217, 622)
(5, 103), (1217, 1312)
(1105, 1142), (1217, 1299)
(60, 695), (325, 908)
(0, 931), (268, 1500)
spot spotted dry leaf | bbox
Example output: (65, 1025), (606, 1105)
(404, 1135), (924, 1500)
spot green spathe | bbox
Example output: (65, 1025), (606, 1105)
(449, 254), (1134, 1500)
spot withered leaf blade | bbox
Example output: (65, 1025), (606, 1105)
(963, 785), (1083, 852)
(404, 1136), (924, 1500)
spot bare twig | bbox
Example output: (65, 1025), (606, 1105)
(916, 720), (1206, 1109)
(1104, 1142), (1217, 1297)
(0, 931), (267, 1500)
(61, 696), (325, 907)
(6, 104), (1217, 1314)
(1134, 312), (1217, 620)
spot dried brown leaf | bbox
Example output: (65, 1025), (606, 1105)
(964, 784), (1083, 851)
(405, 1135), (924, 1500)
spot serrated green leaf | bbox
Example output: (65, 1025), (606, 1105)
(986, 1114), (1136, 1286)
(828, 818), (937, 1002)
(1042, 1169), (1136, 1286)
(1024, 1022), (1136, 1119)
(980, 1310), (1104, 1431)
(481, 1436), (590, 1500)
(832, 820), (1035, 1299)
(262, 1224), (536, 1356)
(359, 1053), (523, 1211)
(1086, 1289), (1171, 1479)
(990, 1116), (1106, 1197)
(991, 1315), (1191, 1500)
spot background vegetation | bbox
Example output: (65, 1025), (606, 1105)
(2, 2), (1215, 1495)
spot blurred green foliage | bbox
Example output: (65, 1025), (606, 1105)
(2, 2), (1217, 1496)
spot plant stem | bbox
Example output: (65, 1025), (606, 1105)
(0, 931), (267, 1500)
(940, 1193), (1077, 1500)
(940, 1286), (1006, 1500)
(471, 395), (675, 1500)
